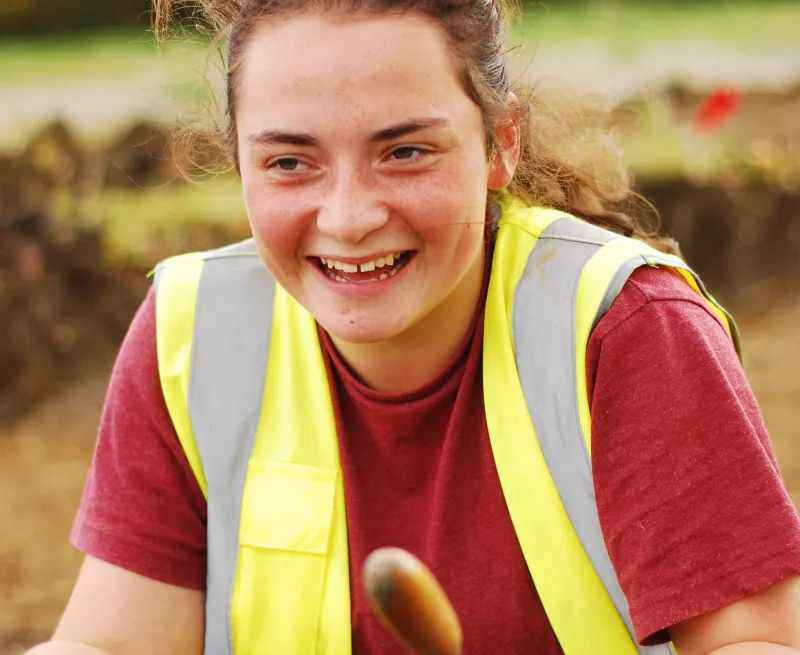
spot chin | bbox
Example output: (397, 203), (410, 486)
(318, 315), (404, 346)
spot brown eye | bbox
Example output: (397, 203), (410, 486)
(274, 158), (301, 171)
(391, 147), (423, 160)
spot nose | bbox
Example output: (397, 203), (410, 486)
(316, 169), (389, 245)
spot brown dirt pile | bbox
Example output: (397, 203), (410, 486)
(0, 120), (186, 423)
(0, 119), (245, 424)
(639, 178), (800, 315)
(0, 165), (147, 422)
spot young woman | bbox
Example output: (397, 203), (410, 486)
(28, 1), (800, 654)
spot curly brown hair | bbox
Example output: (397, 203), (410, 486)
(153, 0), (679, 255)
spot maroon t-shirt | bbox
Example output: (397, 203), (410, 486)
(72, 265), (800, 653)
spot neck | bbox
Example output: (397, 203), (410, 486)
(330, 250), (487, 393)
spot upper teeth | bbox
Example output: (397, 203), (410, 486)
(321, 252), (404, 273)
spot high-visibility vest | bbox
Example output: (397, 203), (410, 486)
(153, 195), (739, 655)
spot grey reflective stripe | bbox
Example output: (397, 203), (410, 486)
(186, 238), (275, 655)
(513, 217), (674, 655)
(592, 254), (646, 332)
(593, 251), (742, 357)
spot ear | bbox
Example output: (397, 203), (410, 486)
(487, 92), (522, 191)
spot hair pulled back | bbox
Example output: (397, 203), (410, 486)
(154, 0), (679, 254)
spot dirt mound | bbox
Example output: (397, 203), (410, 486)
(0, 148), (149, 423)
(102, 120), (181, 188)
(639, 178), (800, 315)
(0, 120), (242, 425)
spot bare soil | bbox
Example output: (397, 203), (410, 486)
(0, 366), (110, 654)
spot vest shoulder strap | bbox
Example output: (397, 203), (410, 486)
(497, 204), (732, 654)
(155, 238), (275, 655)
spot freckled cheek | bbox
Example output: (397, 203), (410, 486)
(399, 180), (486, 240)
(244, 187), (310, 269)
(408, 176), (486, 273)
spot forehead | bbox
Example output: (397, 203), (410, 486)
(237, 14), (473, 132)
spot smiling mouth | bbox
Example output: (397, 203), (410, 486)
(315, 251), (414, 283)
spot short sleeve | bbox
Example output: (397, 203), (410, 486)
(588, 267), (800, 644)
(71, 287), (208, 590)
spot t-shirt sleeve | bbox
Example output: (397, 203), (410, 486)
(71, 287), (207, 590)
(588, 266), (800, 645)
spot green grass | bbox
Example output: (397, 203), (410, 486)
(3, 2), (798, 85)
(0, 30), (209, 84)
(103, 180), (247, 259)
(617, 106), (689, 177)
(61, 177), (248, 261)
(515, 1), (800, 50)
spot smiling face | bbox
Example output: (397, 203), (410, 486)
(236, 12), (511, 346)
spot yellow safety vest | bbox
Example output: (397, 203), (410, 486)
(153, 196), (738, 655)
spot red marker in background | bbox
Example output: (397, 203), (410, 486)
(692, 87), (742, 134)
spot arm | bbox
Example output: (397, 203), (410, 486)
(671, 576), (800, 655)
(26, 646), (107, 654)
(588, 268), (800, 653)
(709, 648), (799, 655)
(26, 648), (106, 654)
(710, 649), (799, 655)
(27, 290), (209, 653)
(25, 557), (204, 655)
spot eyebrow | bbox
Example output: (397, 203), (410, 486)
(248, 117), (451, 148)
(371, 117), (451, 141)
(248, 130), (320, 147)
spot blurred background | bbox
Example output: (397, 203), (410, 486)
(1, 0), (799, 652)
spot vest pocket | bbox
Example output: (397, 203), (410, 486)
(233, 460), (338, 655)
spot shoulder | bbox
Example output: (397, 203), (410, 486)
(115, 286), (158, 386)
(591, 264), (730, 345)
(98, 286), (172, 455)
(153, 238), (270, 330)
(585, 263), (742, 411)
(71, 285), (208, 589)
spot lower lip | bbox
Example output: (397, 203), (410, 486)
(308, 254), (415, 295)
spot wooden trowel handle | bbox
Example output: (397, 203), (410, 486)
(363, 547), (463, 655)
